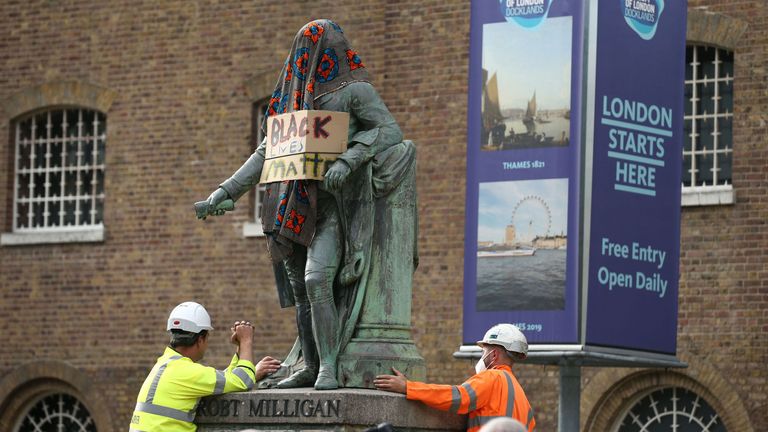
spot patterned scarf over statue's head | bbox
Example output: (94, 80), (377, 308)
(263, 19), (370, 130)
(260, 19), (369, 262)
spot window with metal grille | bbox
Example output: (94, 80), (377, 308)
(683, 45), (734, 189)
(253, 100), (268, 221)
(15, 393), (97, 432)
(615, 387), (726, 432)
(243, 99), (268, 237)
(12, 108), (106, 232)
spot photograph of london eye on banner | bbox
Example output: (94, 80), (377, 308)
(476, 178), (568, 311)
(481, 16), (572, 151)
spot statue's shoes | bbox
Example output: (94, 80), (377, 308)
(275, 368), (317, 388)
(314, 367), (339, 390)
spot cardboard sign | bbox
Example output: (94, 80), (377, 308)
(260, 110), (349, 183)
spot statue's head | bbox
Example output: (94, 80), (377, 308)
(267, 19), (369, 116)
(294, 19), (348, 46)
(286, 19), (365, 86)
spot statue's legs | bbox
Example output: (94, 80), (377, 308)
(275, 193), (342, 390)
(305, 193), (342, 390)
(276, 251), (319, 389)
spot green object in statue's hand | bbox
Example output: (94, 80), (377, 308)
(195, 199), (234, 220)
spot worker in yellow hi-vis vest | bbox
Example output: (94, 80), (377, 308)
(129, 302), (282, 432)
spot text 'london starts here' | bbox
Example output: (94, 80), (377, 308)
(601, 95), (673, 197)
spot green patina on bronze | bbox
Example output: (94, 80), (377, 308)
(197, 20), (425, 390)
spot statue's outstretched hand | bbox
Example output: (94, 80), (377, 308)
(206, 188), (230, 216)
(323, 160), (351, 192)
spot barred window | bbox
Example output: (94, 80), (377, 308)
(615, 387), (725, 432)
(253, 100), (268, 221)
(12, 108), (106, 232)
(683, 45), (734, 188)
(15, 393), (97, 432)
(243, 99), (268, 237)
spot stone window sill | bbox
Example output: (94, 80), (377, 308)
(242, 222), (265, 238)
(1, 227), (104, 246)
(681, 185), (734, 207)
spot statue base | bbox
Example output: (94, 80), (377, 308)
(337, 325), (426, 388)
(196, 388), (465, 431)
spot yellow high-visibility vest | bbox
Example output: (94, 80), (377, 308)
(129, 347), (256, 432)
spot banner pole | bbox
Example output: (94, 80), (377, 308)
(558, 362), (581, 432)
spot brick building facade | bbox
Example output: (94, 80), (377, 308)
(0, 1), (764, 431)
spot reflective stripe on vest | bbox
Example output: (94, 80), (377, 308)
(134, 401), (196, 423)
(467, 370), (521, 429)
(502, 370), (516, 417)
(449, 386), (461, 413)
(461, 382), (478, 412)
(527, 406), (535, 429)
(233, 366), (255, 389)
(135, 354), (198, 423)
(213, 370), (226, 395)
(146, 355), (182, 403)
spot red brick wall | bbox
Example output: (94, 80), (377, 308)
(0, 1), (765, 431)
(673, 0), (768, 429)
(581, 1), (767, 431)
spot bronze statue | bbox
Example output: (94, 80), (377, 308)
(199, 19), (424, 390)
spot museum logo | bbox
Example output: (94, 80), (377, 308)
(499, 0), (552, 28)
(621, 0), (664, 40)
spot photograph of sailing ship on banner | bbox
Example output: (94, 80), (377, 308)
(481, 17), (572, 151)
(476, 178), (568, 311)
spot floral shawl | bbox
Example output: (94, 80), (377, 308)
(260, 19), (370, 262)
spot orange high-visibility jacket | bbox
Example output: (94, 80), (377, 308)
(406, 365), (535, 431)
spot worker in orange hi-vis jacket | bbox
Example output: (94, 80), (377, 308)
(374, 324), (535, 432)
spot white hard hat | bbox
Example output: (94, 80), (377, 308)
(477, 323), (528, 355)
(167, 302), (214, 333)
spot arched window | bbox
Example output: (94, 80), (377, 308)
(615, 387), (726, 432)
(0, 362), (112, 432)
(14, 392), (98, 432)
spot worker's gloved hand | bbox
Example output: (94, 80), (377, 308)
(254, 356), (282, 381)
(322, 160), (351, 192)
(206, 188), (230, 216)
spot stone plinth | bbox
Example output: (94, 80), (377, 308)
(196, 388), (465, 432)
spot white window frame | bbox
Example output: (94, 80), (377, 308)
(681, 44), (735, 207)
(2, 108), (106, 246)
(613, 386), (725, 432)
(14, 392), (97, 432)
(242, 99), (269, 237)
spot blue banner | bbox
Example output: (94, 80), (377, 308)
(584, 0), (686, 354)
(464, 0), (685, 355)
(463, 0), (586, 345)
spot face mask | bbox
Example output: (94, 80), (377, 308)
(475, 350), (491, 374)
